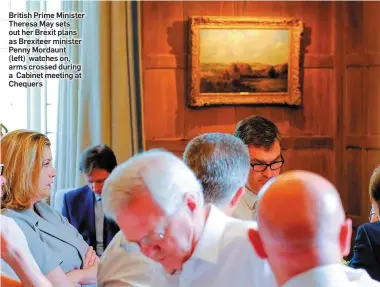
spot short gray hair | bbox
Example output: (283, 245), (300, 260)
(102, 149), (204, 221)
(183, 133), (250, 206)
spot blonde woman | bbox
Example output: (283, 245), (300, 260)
(1, 130), (98, 287)
(350, 166), (380, 281)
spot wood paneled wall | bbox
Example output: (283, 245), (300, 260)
(342, 2), (380, 227)
(140, 1), (380, 228)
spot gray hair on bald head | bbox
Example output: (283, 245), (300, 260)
(102, 149), (204, 221)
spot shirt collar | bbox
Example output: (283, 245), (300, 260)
(94, 193), (102, 201)
(282, 264), (350, 287)
(2, 201), (54, 226)
(244, 187), (258, 206)
(190, 205), (228, 264)
(17, 201), (47, 226)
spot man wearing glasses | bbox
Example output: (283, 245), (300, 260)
(233, 115), (284, 220)
(61, 144), (120, 256)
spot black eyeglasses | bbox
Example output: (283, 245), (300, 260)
(250, 155), (285, 172)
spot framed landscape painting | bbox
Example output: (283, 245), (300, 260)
(188, 17), (303, 107)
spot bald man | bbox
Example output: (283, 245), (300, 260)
(248, 170), (380, 287)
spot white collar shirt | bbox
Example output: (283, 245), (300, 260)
(232, 187), (258, 221)
(163, 205), (277, 287)
(282, 264), (380, 287)
(98, 205), (276, 287)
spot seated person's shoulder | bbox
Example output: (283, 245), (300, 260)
(100, 231), (150, 265)
(215, 217), (276, 284)
(65, 185), (90, 199)
(98, 231), (163, 286)
(364, 221), (380, 231)
(215, 215), (258, 258)
(223, 216), (257, 242)
(101, 231), (125, 254)
(358, 221), (380, 238)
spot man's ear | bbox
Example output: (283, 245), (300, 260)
(229, 186), (245, 209)
(248, 228), (268, 259)
(340, 218), (352, 257)
(184, 193), (197, 212)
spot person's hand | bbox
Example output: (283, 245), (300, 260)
(1, 175), (6, 197)
(0, 229), (20, 264)
(0, 175), (6, 187)
(66, 270), (83, 287)
(82, 246), (99, 269)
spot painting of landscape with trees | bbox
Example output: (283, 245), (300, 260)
(199, 29), (289, 93)
(188, 17), (303, 107)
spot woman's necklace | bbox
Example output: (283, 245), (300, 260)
(244, 185), (257, 211)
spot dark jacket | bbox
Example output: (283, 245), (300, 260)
(61, 185), (119, 255)
(349, 221), (380, 281)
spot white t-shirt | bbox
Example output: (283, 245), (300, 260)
(0, 215), (40, 279)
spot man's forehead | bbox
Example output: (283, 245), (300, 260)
(121, 193), (165, 220)
(85, 168), (109, 179)
(248, 144), (281, 162)
(118, 195), (167, 240)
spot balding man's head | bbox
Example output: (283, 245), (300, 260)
(258, 171), (345, 250)
(249, 171), (352, 284)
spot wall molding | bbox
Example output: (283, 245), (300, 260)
(146, 136), (334, 152)
(143, 54), (334, 69)
(346, 53), (380, 67)
(143, 53), (380, 69)
(346, 135), (380, 149)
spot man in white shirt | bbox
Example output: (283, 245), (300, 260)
(101, 147), (277, 287)
(233, 115), (284, 220)
(98, 133), (252, 286)
(248, 170), (380, 287)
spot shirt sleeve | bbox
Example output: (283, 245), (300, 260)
(8, 218), (63, 275)
(98, 231), (164, 287)
(98, 244), (160, 287)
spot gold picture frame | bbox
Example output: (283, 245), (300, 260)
(188, 17), (303, 107)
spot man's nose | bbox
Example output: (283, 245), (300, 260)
(263, 166), (275, 178)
